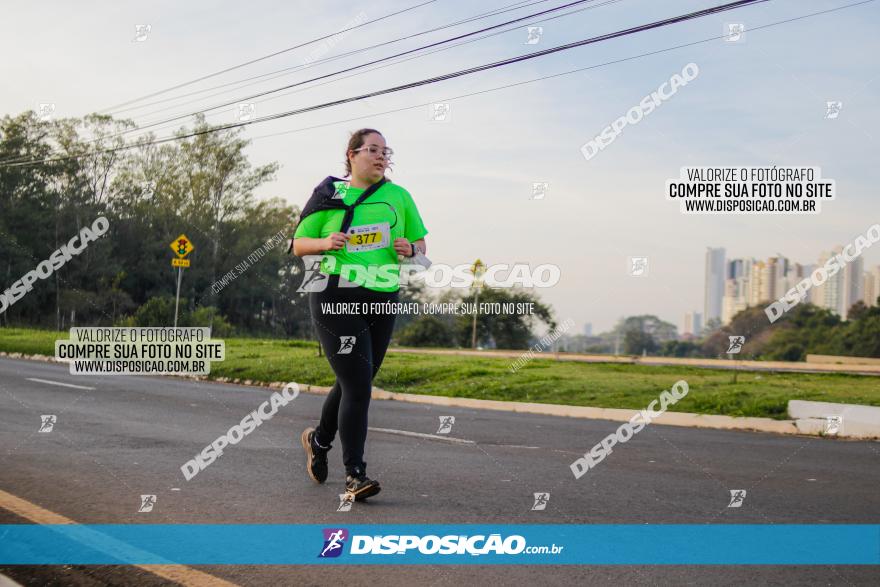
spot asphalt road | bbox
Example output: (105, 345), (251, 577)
(1, 356), (878, 586)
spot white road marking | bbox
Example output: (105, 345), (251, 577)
(26, 378), (94, 390)
(368, 426), (475, 445)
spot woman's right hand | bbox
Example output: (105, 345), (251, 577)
(322, 232), (348, 252)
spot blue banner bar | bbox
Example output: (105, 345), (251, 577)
(1, 525), (878, 565)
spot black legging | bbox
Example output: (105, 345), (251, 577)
(310, 273), (398, 475)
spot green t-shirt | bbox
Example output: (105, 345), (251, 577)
(293, 180), (429, 292)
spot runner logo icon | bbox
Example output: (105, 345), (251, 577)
(299, 258), (328, 292)
(38, 415), (56, 433)
(531, 492), (549, 511)
(728, 490), (746, 508)
(332, 182), (348, 199)
(437, 416), (455, 434)
(824, 415), (843, 435)
(726, 336), (745, 354)
(138, 495), (156, 513)
(319, 528), (349, 558)
(337, 336), (356, 355)
(336, 494), (354, 512)
(629, 256), (648, 276)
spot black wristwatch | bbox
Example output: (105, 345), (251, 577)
(410, 243), (417, 257)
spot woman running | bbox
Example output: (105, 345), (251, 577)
(293, 128), (428, 501)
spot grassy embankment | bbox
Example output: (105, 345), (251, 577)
(1, 327), (878, 420)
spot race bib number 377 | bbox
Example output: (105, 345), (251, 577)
(346, 222), (390, 252)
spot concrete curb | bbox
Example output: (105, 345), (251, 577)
(370, 388), (804, 435)
(788, 400), (880, 439)
(390, 347), (880, 375)
(2, 351), (877, 440)
(233, 381), (865, 439)
(0, 351), (61, 363)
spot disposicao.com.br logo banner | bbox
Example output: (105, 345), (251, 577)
(1, 525), (878, 565)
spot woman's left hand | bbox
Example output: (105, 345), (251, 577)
(393, 238), (413, 257)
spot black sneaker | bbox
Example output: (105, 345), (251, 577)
(301, 427), (330, 484)
(345, 465), (381, 501)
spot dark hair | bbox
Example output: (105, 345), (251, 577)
(344, 128), (383, 177)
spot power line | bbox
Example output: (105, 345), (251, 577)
(91, 0), (613, 142)
(0, 0), (601, 169)
(104, 0), (625, 147)
(3, 0), (769, 168)
(0, 1), (566, 168)
(97, 0), (439, 113)
(104, 0), (549, 117)
(0, 1), (604, 168)
(11, 0), (864, 170)
(251, 0), (867, 144)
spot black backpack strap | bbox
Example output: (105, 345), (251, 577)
(287, 177), (387, 255)
(299, 176), (347, 222)
(339, 177), (387, 234)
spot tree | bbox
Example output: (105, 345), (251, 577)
(119, 296), (232, 337)
(0, 111), (122, 329)
(846, 300), (869, 321)
(396, 315), (456, 347)
(624, 329), (657, 355)
(702, 317), (722, 336)
(758, 303), (842, 361)
(0, 109), (300, 335)
(658, 340), (702, 357)
(173, 114), (279, 294)
(449, 286), (555, 350)
(601, 315), (676, 356)
(702, 305), (780, 358)
(828, 302), (880, 358)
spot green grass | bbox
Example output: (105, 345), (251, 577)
(3, 327), (878, 419)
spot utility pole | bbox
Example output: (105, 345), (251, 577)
(173, 266), (183, 328)
(469, 258), (486, 350)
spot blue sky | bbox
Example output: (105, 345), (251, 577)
(3, 0), (878, 332)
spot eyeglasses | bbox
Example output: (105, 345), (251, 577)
(354, 145), (394, 159)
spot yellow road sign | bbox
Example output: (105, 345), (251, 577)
(172, 258), (191, 268)
(170, 234), (195, 258)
